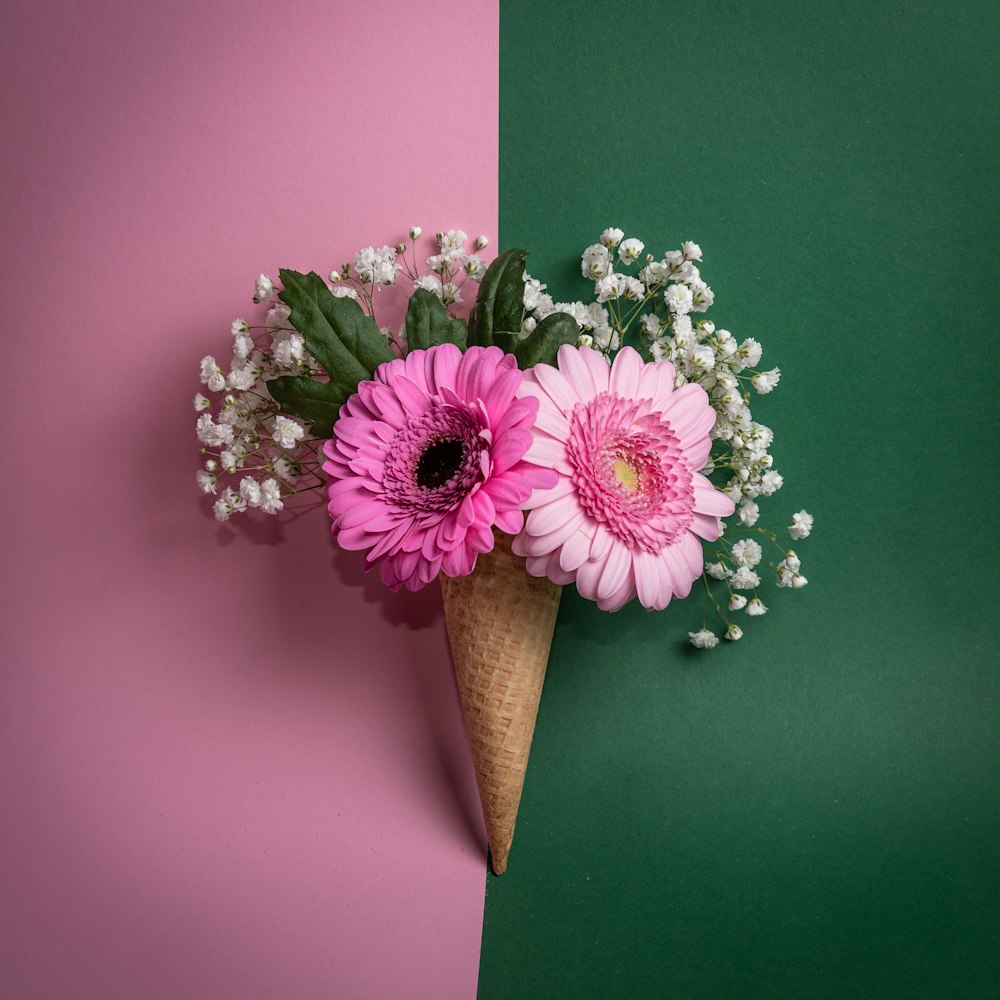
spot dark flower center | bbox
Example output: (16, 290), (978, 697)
(415, 437), (465, 489)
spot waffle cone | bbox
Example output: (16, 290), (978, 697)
(440, 531), (562, 875)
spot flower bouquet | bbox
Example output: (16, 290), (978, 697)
(194, 228), (812, 874)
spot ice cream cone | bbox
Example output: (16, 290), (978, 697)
(440, 530), (562, 875)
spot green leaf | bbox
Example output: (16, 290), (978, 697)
(278, 269), (394, 386)
(467, 248), (528, 347)
(404, 289), (467, 351)
(265, 375), (349, 438)
(492, 331), (521, 356)
(514, 311), (580, 368)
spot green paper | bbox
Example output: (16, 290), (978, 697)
(480, 1), (1000, 998)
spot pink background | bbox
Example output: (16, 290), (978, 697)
(1, 2), (497, 997)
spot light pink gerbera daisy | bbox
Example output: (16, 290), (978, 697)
(512, 344), (735, 611)
(323, 343), (556, 591)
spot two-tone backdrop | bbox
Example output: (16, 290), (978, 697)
(2, 1), (998, 998)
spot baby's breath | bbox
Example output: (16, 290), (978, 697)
(521, 229), (815, 647)
(195, 228), (491, 523)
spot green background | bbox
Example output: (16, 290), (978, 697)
(482, 2), (1000, 997)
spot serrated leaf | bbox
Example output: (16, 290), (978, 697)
(467, 248), (528, 347)
(404, 289), (467, 351)
(513, 312), (580, 368)
(278, 269), (394, 385)
(265, 375), (349, 438)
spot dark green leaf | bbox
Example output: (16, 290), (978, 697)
(467, 248), (528, 347)
(491, 331), (520, 356)
(514, 311), (580, 368)
(404, 289), (467, 351)
(265, 375), (349, 438)
(278, 269), (394, 384)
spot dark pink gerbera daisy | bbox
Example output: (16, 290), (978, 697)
(323, 343), (556, 591)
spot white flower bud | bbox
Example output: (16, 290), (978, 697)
(409, 226), (422, 240)
(689, 629), (719, 649)
(475, 235), (489, 250)
(724, 624), (744, 641)
(254, 273), (274, 304)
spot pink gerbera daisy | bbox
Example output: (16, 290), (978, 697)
(323, 343), (555, 591)
(512, 344), (735, 611)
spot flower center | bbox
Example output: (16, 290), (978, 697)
(613, 456), (639, 490)
(565, 390), (696, 553)
(381, 401), (485, 514)
(416, 437), (464, 490)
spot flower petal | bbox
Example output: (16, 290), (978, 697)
(597, 542), (632, 602)
(609, 347), (644, 399)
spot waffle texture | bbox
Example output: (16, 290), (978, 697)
(440, 531), (562, 875)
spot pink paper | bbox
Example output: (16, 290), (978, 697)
(0, 2), (496, 997)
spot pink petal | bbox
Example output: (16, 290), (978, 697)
(494, 507), (524, 534)
(509, 461), (560, 492)
(638, 360), (669, 403)
(490, 438), (531, 476)
(683, 434), (713, 472)
(689, 512), (723, 542)
(512, 530), (529, 558)
(492, 396), (539, 437)
(427, 341), (462, 393)
(402, 349), (430, 392)
(558, 344), (599, 399)
(589, 524), (614, 563)
(544, 549), (576, 585)
(661, 543), (694, 601)
(597, 542), (631, 601)
(333, 416), (378, 447)
(558, 528), (592, 574)
(522, 508), (588, 557)
(660, 383), (710, 440)
(369, 383), (408, 427)
(692, 474), (735, 516)
(580, 345), (611, 393)
(597, 570), (636, 612)
(472, 490), (496, 525)
(574, 549), (608, 602)
(468, 521), (495, 554)
(337, 523), (377, 550)
(524, 436), (571, 474)
(609, 347), (643, 399)
(531, 398), (571, 439)
(456, 493), (477, 529)
(374, 356), (407, 387)
(533, 361), (582, 413)
(523, 475), (576, 508)
(392, 375), (430, 416)
(442, 545), (475, 577)
(482, 365), (522, 423)
(483, 475), (529, 510)
(679, 530), (705, 581)
(633, 549), (661, 609)
(525, 552), (566, 582)
(526, 492), (582, 536)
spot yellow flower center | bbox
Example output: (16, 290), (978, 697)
(614, 456), (639, 490)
